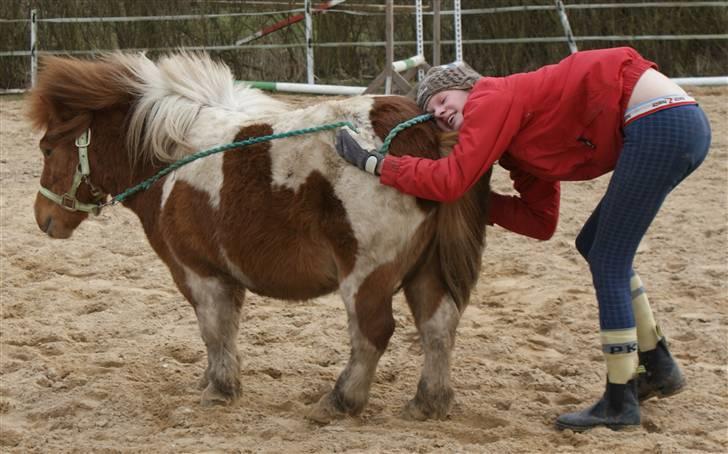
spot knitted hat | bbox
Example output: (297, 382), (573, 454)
(416, 61), (481, 111)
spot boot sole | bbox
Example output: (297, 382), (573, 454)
(639, 379), (687, 402)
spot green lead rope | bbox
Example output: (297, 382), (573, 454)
(378, 113), (433, 155)
(110, 121), (356, 205)
(109, 113), (433, 206)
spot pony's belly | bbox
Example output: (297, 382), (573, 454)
(248, 277), (339, 301)
(221, 241), (341, 300)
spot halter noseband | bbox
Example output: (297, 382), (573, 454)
(38, 129), (107, 215)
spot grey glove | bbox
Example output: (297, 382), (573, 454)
(335, 128), (384, 176)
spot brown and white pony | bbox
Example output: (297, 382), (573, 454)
(28, 52), (491, 423)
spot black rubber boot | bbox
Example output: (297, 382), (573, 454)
(637, 337), (686, 401)
(556, 379), (640, 432)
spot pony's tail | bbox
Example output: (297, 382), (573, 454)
(433, 132), (491, 312)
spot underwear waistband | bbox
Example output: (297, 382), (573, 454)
(623, 94), (697, 126)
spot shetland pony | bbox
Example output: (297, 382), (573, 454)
(28, 52), (491, 423)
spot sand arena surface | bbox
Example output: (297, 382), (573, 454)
(1, 89), (726, 453)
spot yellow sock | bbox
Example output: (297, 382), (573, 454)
(601, 328), (639, 384)
(631, 273), (662, 352)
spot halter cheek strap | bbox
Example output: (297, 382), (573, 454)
(38, 129), (106, 215)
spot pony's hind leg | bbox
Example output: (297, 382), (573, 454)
(402, 268), (461, 420)
(184, 269), (244, 406)
(307, 266), (397, 424)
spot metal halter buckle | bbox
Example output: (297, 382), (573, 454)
(75, 130), (91, 147)
(60, 194), (77, 211)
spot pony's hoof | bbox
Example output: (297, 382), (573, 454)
(200, 384), (234, 406)
(305, 393), (346, 425)
(401, 399), (429, 421)
(401, 397), (450, 421)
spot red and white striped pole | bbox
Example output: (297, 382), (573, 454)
(235, 0), (346, 46)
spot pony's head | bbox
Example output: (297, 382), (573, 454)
(28, 55), (134, 238)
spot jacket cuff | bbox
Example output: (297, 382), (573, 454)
(379, 156), (401, 186)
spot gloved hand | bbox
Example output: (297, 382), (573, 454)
(335, 128), (384, 176)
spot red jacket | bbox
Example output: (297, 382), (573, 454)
(380, 47), (656, 240)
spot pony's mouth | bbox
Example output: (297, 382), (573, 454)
(37, 216), (73, 239)
(40, 217), (52, 233)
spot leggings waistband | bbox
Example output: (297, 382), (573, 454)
(623, 94), (697, 126)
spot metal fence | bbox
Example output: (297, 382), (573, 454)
(1, 1), (727, 93)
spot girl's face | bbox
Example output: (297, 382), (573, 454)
(426, 89), (470, 131)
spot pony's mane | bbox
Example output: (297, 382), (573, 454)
(114, 52), (289, 163)
(28, 52), (288, 164)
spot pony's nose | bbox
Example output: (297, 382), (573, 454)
(39, 216), (51, 234)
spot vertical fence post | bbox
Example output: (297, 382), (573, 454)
(384, 0), (393, 94)
(304, 0), (314, 84)
(453, 0), (462, 62)
(30, 9), (38, 87)
(555, 0), (578, 54)
(415, 0), (424, 81)
(432, 0), (441, 66)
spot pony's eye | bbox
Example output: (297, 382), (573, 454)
(40, 147), (52, 157)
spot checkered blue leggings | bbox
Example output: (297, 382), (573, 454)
(575, 104), (711, 330)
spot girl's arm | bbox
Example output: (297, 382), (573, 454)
(488, 165), (560, 240)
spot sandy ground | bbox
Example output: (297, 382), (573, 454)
(1, 88), (726, 453)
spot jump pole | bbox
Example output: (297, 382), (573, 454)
(241, 55), (425, 96)
(391, 54), (426, 73)
(234, 0), (346, 45)
(672, 76), (728, 86)
(242, 81), (365, 95)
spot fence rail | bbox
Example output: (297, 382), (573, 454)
(3, 34), (726, 58)
(2, 1), (726, 23)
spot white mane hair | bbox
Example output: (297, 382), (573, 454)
(112, 51), (289, 164)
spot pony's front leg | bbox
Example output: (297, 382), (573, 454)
(184, 270), (244, 406)
(307, 268), (396, 424)
(402, 273), (461, 420)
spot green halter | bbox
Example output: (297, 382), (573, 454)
(38, 130), (107, 215)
